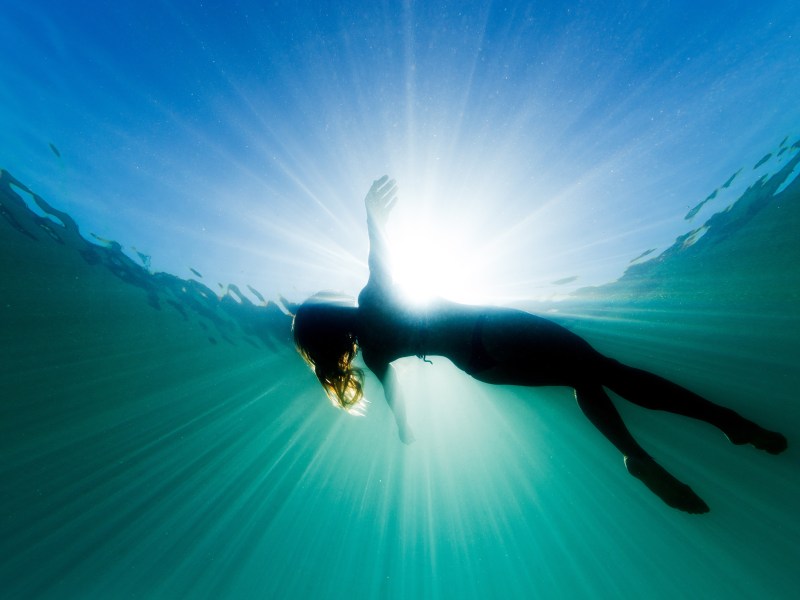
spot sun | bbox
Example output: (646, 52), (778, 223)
(387, 217), (490, 306)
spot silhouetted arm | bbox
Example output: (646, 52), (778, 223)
(365, 355), (415, 445)
(364, 175), (398, 289)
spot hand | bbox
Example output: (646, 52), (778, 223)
(398, 424), (416, 445)
(365, 175), (398, 226)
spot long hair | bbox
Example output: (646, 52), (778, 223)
(292, 296), (365, 413)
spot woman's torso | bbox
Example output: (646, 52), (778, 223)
(355, 282), (601, 386)
(356, 283), (481, 369)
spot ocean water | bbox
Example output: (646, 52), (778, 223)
(2, 2), (800, 599)
(2, 140), (799, 598)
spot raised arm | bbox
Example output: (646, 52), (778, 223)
(364, 175), (398, 289)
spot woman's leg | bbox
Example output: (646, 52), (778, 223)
(575, 384), (710, 513)
(598, 358), (787, 454)
(464, 309), (785, 510)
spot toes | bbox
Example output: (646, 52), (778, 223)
(752, 430), (788, 454)
(625, 456), (710, 514)
(728, 427), (789, 454)
(682, 489), (711, 514)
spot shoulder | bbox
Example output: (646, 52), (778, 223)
(358, 279), (387, 305)
(357, 282), (395, 318)
(358, 278), (409, 306)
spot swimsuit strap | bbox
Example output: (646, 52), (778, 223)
(415, 312), (433, 364)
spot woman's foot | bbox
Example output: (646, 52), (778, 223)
(724, 421), (788, 455)
(624, 455), (710, 514)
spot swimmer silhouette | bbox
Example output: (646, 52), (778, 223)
(292, 175), (788, 514)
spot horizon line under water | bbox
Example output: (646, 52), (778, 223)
(2, 132), (798, 311)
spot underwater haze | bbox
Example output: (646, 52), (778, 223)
(2, 1), (800, 599)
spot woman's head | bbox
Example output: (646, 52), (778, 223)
(292, 295), (364, 412)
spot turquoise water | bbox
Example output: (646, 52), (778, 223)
(3, 2), (800, 598)
(2, 140), (799, 598)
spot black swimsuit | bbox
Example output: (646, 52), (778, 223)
(415, 318), (433, 364)
(414, 312), (495, 374)
(465, 314), (497, 375)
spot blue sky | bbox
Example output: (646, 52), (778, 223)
(2, 0), (799, 303)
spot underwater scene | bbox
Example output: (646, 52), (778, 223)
(2, 2), (800, 599)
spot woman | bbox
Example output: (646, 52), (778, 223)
(292, 176), (787, 514)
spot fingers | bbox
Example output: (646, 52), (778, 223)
(381, 181), (398, 202)
(372, 175), (396, 198)
(366, 176), (399, 225)
(367, 175), (398, 208)
(368, 176), (387, 196)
